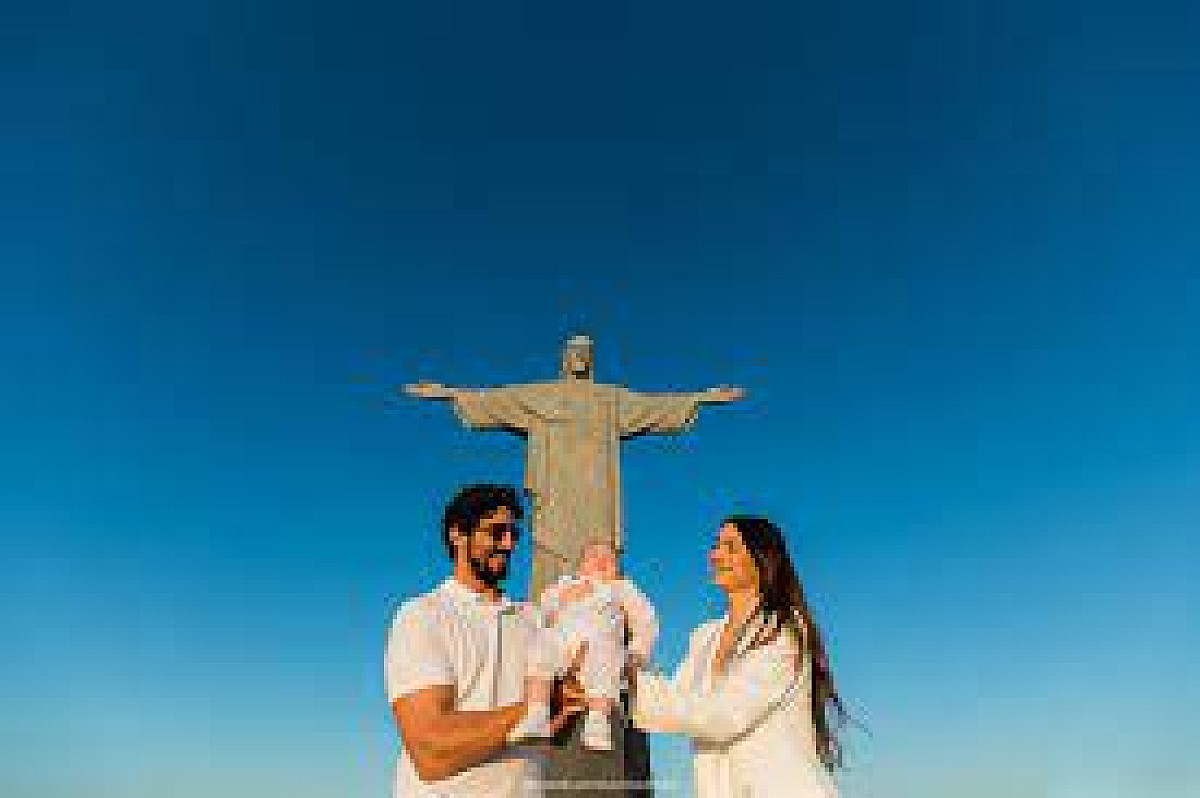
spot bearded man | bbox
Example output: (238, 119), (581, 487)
(384, 484), (585, 797)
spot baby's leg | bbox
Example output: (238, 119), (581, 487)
(550, 614), (588, 677)
(506, 620), (557, 742)
(527, 623), (559, 692)
(578, 619), (624, 751)
(580, 619), (624, 712)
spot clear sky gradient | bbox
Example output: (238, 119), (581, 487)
(2, 0), (1197, 796)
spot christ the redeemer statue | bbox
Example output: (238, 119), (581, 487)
(404, 335), (743, 597)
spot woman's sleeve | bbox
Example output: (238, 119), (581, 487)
(671, 628), (806, 744)
(632, 624), (704, 732)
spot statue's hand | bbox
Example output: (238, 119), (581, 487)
(403, 381), (455, 400)
(703, 385), (745, 403)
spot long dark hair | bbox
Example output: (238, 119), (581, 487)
(722, 515), (849, 770)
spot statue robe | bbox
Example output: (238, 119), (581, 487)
(451, 379), (702, 596)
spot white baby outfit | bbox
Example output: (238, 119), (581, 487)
(536, 574), (659, 701)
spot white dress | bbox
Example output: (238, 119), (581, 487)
(633, 612), (839, 798)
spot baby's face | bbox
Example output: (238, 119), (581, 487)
(578, 542), (618, 580)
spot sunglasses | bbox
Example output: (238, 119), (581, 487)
(475, 521), (522, 544)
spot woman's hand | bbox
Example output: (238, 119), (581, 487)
(629, 669), (681, 733)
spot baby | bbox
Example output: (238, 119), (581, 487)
(508, 537), (659, 751)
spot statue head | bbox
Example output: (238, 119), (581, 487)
(560, 334), (594, 380)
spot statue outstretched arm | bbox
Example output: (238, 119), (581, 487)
(404, 381), (538, 432)
(618, 384), (745, 437)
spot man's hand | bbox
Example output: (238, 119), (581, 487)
(546, 641), (588, 736)
(392, 684), (526, 782)
(621, 653), (642, 692)
(617, 604), (637, 680)
(701, 385), (745, 403)
(403, 381), (456, 400)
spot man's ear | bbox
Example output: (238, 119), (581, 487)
(448, 524), (465, 554)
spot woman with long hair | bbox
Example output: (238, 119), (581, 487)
(632, 515), (848, 797)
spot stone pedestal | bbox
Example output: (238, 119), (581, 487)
(540, 690), (654, 797)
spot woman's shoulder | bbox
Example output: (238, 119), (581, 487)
(755, 612), (810, 672)
(760, 609), (808, 641)
(696, 614), (725, 631)
(688, 616), (725, 645)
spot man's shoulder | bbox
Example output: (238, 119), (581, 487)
(389, 582), (451, 625)
(504, 599), (543, 626)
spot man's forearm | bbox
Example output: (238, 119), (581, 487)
(421, 702), (526, 782)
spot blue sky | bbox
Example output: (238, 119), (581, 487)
(2, 0), (1197, 796)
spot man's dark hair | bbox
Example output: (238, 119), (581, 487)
(442, 483), (524, 558)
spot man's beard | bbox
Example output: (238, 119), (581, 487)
(469, 550), (509, 587)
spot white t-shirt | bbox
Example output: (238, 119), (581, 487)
(384, 576), (545, 797)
